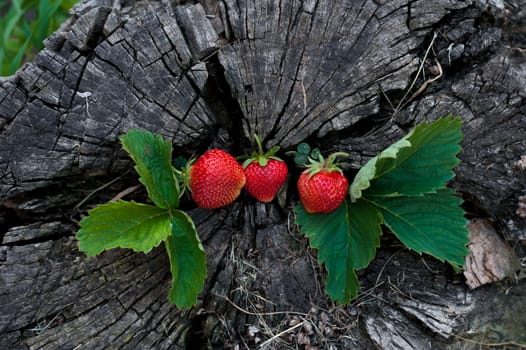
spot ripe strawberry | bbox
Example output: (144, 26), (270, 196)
(297, 152), (349, 214)
(189, 149), (246, 209)
(243, 135), (288, 203)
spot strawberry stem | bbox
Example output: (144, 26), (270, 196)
(243, 134), (283, 168)
(326, 152), (350, 164)
(254, 134), (265, 156)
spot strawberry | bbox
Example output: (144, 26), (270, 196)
(189, 149), (246, 209)
(297, 152), (349, 214)
(243, 135), (288, 203)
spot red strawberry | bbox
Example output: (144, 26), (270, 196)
(243, 135), (288, 203)
(297, 152), (349, 214)
(189, 149), (246, 209)
(244, 160), (288, 203)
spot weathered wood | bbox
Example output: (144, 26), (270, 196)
(1, 0), (525, 349)
(464, 218), (520, 289)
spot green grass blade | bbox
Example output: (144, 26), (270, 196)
(3, 1), (24, 44)
(37, 0), (63, 39)
(8, 34), (31, 74)
(0, 0), (78, 75)
(0, 48), (6, 75)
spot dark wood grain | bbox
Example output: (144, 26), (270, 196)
(1, 0), (525, 349)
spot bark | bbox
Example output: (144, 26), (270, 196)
(1, 0), (525, 349)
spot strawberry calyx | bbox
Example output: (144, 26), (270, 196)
(303, 152), (349, 178)
(242, 134), (283, 168)
(173, 157), (194, 196)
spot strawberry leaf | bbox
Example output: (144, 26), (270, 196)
(349, 137), (411, 201)
(355, 115), (469, 269)
(165, 210), (207, 308)
(369, 189), (469, 269)
(350, 115), (463, 201)
(120, 130), (180, 209)
(295, 199), (382, 303)
(77, 201), (171, 256)
(297, 116), (468, 305)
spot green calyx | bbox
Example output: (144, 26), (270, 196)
(243, 134), (283, 168)
(303, 152), (349, 178)
(173, 158), (194, 195)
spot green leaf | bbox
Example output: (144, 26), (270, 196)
(294, 116), (467, 304)
(349, 137), (411, 201)
(77, 201), (171, 256)
(350, 116), (463, 201)
(165, 210), (207, 308)
(120, 130), (180, 210)
(295, 199), (382, 303)
(370, 189), (469, 269)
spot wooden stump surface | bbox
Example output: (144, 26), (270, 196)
(1, 0), (525, 349)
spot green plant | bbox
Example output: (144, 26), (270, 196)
(75, 115), (468, 307)
(295, 115), (468, 303)
(77, 131), (206, 308)
(0, 0), (77, 76)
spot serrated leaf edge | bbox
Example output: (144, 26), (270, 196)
(350, 115), (463, 202)
(165, 210), (207, 308)
(119, 130), (179, 210)
(349, 137), (412, 202)
(77, 200), (171, 257)
(294, 202), (360, 303)
(366, 192), (469, 269)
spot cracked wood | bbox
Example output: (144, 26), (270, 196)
(1, 0), (525, 349)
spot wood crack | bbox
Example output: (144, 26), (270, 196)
(1, 0), (526, 348)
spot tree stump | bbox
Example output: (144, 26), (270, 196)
(1, 0), (525, 349)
